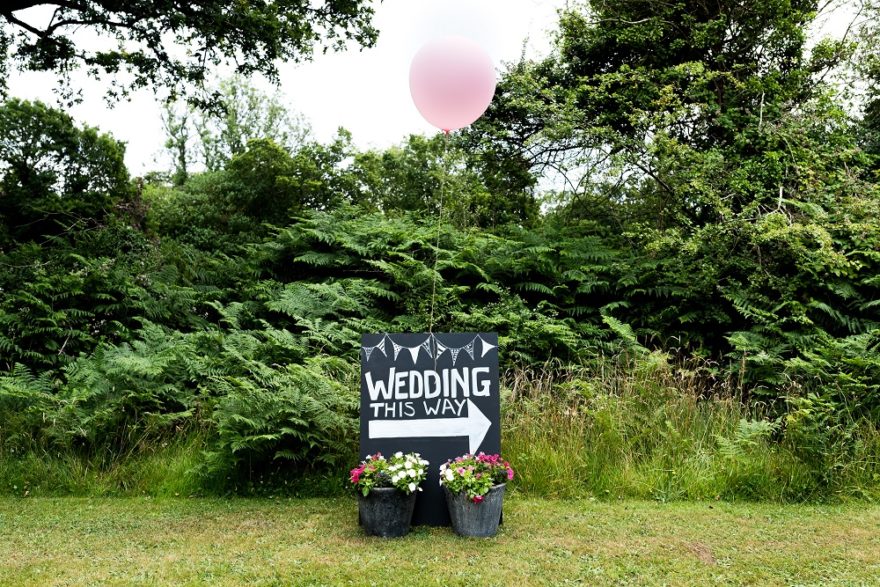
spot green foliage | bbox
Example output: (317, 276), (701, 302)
(0, 99), (130, 244)
(196, 76), (310, 171)
(858, 1), (880, 167)
(149, 132), (360, 237)
(260, 209), (623, 361)
(0, 100), (173, 370)
(0, 220), (209, 371)
(468, 0), (880, 435)
(3, 2), (880, 500)
(504, 360), (879, 501)
(352, 133), (538, 227)
(0, 434), (207, 497)
(163, 75), (312, 183)
(207, 356), (358, 474)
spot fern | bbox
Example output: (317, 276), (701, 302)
(206, 358), (358, 472)
(602, 314), (649, 355)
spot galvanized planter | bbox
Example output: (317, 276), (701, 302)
(357, 487), (417, 538)
(444, 483), (506, 537)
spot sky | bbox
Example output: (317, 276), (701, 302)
(7, 0), (568, 175)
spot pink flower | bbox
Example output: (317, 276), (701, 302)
(472, 495), (484, 504)
(457, 467), (465, 475)
(507, 467), (514, 481)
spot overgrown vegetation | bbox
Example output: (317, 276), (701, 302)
(504, 359), (880, 501)
(1, 1), (879, 499)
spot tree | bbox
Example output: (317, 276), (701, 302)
(162, 104), (191, 187)
(0, 99), (171, 370)
(858, 0), (880, 168)
(0, 1), (378, 104)
(352, 133), (538, 228)
(0, 98), (130, 245)
(463, 0), (880, 395)
(162, 75), (311, 183)
(467, 0), (849, 224)
(149, 131), (359, 243)
(222, 131), (356, 222)
(195, 76), (311, 172)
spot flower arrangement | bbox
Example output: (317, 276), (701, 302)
(439, 452), (514, 503)
(349, 451), (429, 497)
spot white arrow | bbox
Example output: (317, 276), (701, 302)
(368, 399), (491, 454)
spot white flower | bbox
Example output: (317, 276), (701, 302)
(408, 469), (417, 478)
(408, 482), (416, 492)
(445, 469), (454, 481)
(391, 474), (400, 483)
(404, 461), (413, 470)
(439, 463), (447, 471)
(394, 451), (403, 458)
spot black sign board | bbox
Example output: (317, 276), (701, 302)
(360, 332), (500, 526)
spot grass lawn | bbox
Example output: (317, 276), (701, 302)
(0, 497), (878, 586)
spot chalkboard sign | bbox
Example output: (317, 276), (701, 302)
(360, 332), (500, 526)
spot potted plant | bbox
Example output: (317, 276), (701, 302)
(439, 452), (514, 537)
(350, 451), (429, 537)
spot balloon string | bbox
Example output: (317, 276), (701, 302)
(428, 130), (450, 334)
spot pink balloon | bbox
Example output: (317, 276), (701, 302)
(409, 37), (497, 132)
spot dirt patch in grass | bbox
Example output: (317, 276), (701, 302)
(684, 541), (716, 565)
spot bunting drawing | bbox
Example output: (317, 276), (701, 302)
(361, 336), (387, 361)
(361, 333), (497, 365)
